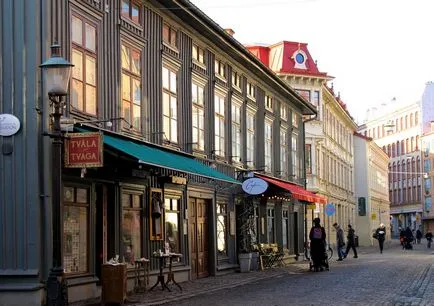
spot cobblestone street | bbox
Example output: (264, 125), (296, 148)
(128, 240), (434, 306)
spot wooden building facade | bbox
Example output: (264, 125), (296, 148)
(0, 0), (319, 304)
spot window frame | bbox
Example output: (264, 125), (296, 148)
(163, 23), (177, 48)
(164, 197), (181, 254)
(264, 119), (273, 173)
(121, 42), (142, 131)
(70, 13), (98, 116)
(162, 65), (178, 143)
(280, 126), (288, 178)
(63, 185), (91, 275)
(231, 101), (242, 163)
(214, 59), (226, 79)
(216, 202), (228, 258)
(214, 93), (226, 157)
(192, 81), (205, 151)
(121, 0), (141, 24)
(192, 43), (205, 65)
(121, 189), (144, 268)
(246, 111), (256, 168)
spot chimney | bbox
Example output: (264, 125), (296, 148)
(224, 28), (235, 37)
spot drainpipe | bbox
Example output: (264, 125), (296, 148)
(302, 113), (318, 246)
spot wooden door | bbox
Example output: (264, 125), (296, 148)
(188, 198), (209, 279)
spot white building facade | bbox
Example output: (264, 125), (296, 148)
(354, 133), (390, 246)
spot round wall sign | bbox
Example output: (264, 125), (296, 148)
(325, 203), (336, 216)
(242, 178), (268, 195)
(0, 114), (21, 136)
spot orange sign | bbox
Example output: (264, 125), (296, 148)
(64, 132), (103, 168)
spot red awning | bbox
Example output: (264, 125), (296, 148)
(255, 174), (327, 204)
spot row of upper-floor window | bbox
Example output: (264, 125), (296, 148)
(316, 151), (353, 192)
(382, 137), (420, 158)
(389, 185), (421, 204)
(364, 111), (419, 139)
(322, 105), (353, 153)
(70, 13), (300, 124)
(388, 158), (421, 181)
(70, 12), (303, 177)
(295, 89), (320, 108)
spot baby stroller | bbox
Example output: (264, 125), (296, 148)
(305, 242), (330, 272)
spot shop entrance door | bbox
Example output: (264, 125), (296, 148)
(188, 198), (209, 279)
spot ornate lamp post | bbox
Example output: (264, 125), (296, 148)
(40, 43), (74, 306)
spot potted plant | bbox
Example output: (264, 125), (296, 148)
(238, 197), (257, 272)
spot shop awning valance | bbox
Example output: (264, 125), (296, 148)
(255, 174), (327, 204)
(104, 133), (240, 184)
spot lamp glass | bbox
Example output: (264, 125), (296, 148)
(43, 66), (73, 96)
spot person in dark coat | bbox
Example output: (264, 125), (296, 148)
(399, 229), (406, 249)
(375, 223), (387, 253)
(309, 218), (327, 272)
(404, 226), (414, 249)
(416, 229), (422, 244)
(425, 231), (433, 248)
(333, 223), (345, 261)
(344, 224), (358, 258)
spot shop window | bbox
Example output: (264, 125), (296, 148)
(121, 191), (143, 267)
(282, 210), (289, 249)
(71, 14), (97, 115)
(63, 186), (89, 274)
(150, 188), (164, 240)
(217, 203), (228, 257)
(164, 198), (180, 253)
(267, 208), (275, 243)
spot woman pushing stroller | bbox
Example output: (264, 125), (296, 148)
(309, 218), (329, 272)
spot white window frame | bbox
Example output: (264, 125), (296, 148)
(280, 126), (288, 179)
(162, 65), (178, 143)
(247, 110), (256, 168)
(192, 81), (205, 151)
(265, 95), (273, 111)
(215, 93), (226, 157)
(265, 119), (273, 173)
(247, 81), (256, 100)
(231, 100), (242, 163)
(292, 133), (299, 179)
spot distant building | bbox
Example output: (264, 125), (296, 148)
(357, 83), (434, 236)
(247, 41), (358, 244)
(420, 82), (434, 232)
(354, 133), (390, 246)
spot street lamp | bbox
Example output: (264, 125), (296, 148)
(40, 42), (74, 306)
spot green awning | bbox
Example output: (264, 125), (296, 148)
(102, 133), (240, 184)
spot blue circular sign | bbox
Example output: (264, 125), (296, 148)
(325, 203), (336, 216)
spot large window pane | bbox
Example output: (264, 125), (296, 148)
(64, 206), (88, 273)
(71, 80), (83, 110)
(85, 23), (96, 51)
(71, 50), (83, 80)
(122, 210), (141, 266)
(85, 85), (96, 115)
(165, 199), (180, 253)
(121, 45), (130, 69)
(71, 16), (82, 45)
(122, 74), (130, 100)
(85, 57), (96, 86)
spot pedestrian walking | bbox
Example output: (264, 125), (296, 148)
(333, 223), (345, 261)
(374, 223), (387, 253)
(399, 229), (405, 249)
(344, 224), (358, 258)
(425, 231), (432, 248)
(416, 229), (422, 244)
(404, 226), (414, 250)
(308, 217), (328, 272)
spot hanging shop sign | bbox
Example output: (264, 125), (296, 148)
(64, 132), (103, 168)
(242, 177), (268, 195)
(0, 114), (20, 136)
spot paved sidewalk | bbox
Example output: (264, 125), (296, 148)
(77, 242), (388, 306)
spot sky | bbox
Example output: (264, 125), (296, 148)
(190, 0), (434, 123)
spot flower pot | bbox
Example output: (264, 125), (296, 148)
(238, 253), (252, 273)
(250, 251), (259, 271)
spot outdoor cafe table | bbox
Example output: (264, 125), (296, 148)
(149, 253), (183, 292)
